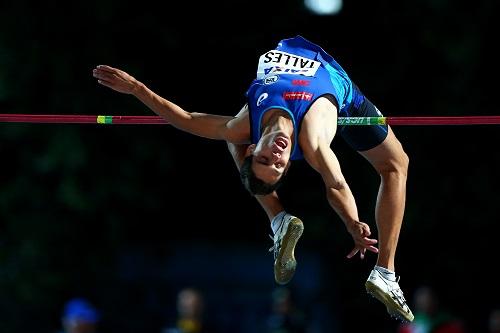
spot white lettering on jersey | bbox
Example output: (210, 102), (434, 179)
(256, 50), (320, 79)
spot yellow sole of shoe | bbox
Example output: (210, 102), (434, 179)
(274, 218), (304, 285)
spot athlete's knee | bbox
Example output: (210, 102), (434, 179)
(379, 145), (409, 178)
(396, 146), (409, 175)
(329, 178), (347, 191)
(402, 148), (410, 169)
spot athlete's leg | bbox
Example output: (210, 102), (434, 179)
(358, 126), (413, 321)
(339, 86), (412, 320)
(358, 126), (409, 271)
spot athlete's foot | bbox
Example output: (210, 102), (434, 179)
(269, 214), (304, 285)
(365, 268), (414, 322)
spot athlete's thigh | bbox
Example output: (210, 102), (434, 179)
(358, 126), (407, 172)
(339, 96), (388, 152)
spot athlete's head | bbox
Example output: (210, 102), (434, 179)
(240, 130), (292, 195)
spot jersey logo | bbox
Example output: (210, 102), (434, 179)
(263, 75), (279, 85)
(292, 79), (310, 86)
(283, 91), (313, 101)
(257, 93), (269, 106)
(256, 50), (320, 79)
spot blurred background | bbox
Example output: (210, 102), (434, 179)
(1, 0), (499, 332)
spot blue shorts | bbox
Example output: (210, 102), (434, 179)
(338, 87), (389, 151)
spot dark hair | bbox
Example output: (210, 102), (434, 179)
(240, 155), (286, 195)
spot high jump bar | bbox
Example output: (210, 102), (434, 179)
(1, 114), (500, 125)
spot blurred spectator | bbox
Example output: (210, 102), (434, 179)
(58, 298), (100, 333)
(162, 287), (215, 333)
(266, 287), (308, 333)
(398, 286), (464, 333)
(489, 308), (500, 333)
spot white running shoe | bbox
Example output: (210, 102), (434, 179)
(269, 214), (304, 285)
(365, 268), (414, 322)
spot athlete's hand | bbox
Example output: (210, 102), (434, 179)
(92, 65), (140, 94)
(345, 220), (378, 259)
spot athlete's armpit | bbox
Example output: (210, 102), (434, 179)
(223, 104), (251, 144)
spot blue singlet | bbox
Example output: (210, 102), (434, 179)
(246, 35), (366, 160)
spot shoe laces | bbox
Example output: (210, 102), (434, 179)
(375, 270), (408, 306)
(387, 276), (409, 307)
(268, 215), (287, 260)
(391, 286), (407, 305)
(268, 234), (281, 260)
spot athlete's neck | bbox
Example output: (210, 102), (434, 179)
(260, 109), (294, 138)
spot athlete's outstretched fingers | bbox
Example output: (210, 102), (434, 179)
(363, 237), (378, 247)
(347, 247), (359, 259)
(346, 237), (378, 259)
(96, 65), (119, 73)
(363, 237), (378, 253)
(92, 67), (137, 94)
(93, 70), (114, 82)
(97, 80), (113, 88)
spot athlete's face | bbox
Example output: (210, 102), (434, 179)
(247, 130), (292, 184)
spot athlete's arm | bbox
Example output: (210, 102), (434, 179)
(92, 65), (248, 143)
(227, 105), (285, 220)
(300, 98), (378, 259)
